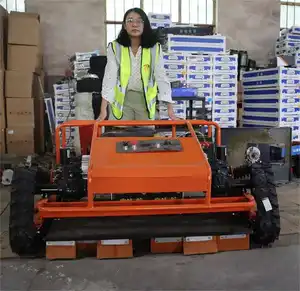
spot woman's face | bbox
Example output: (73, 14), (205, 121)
(124, 11), (144, 37)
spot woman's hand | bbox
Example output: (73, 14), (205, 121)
(167, 103), (180, 120)
(97, 98), (108, 121)
(97, 109), (107, 121)
(168, 109), (180, 120)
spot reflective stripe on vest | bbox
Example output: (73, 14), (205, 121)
(111, 41), (160, 120)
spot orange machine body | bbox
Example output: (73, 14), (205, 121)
(88, 135), (211, 195)
(37, 120), (255, 219)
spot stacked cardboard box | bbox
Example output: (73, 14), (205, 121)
(242, 67), (300, 142)
(5, 11), (44, 156)
(212, 54), (238, 128)
(276, 26), (300, 56)
(186, 55), (213, 119)
(0, 6), (8, 155)
(148, 13), (172, 29)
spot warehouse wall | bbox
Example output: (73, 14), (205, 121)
(25, 0), (281, 81)
(25, 0), (106, 77)
(216, 0), (281, 66)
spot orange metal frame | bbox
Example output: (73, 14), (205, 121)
(37, 120), (255, 219)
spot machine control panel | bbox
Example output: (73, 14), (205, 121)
(116, 139), (183, 153)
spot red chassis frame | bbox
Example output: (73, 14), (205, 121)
(36, 120), (255, 219)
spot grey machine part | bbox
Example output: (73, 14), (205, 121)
(220, 127), (292, 185)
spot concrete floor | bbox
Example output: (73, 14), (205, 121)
(0, 181), (299, 290)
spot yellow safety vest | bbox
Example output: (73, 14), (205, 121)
(110, 40), (160, 120)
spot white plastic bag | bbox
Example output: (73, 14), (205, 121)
(2, 169), (14, 186)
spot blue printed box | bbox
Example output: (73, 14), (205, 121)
(214, 82), (237, 90)
(166, 72), (185, 80)
(213, 65), (238, 73)
(213, 100), (237, 108)
(187, 74), (213, 82)
(164, 63), (186, 71)
(243, 97), (300, 107)
(194, 91), (212, 98)
(213, 55), (238, 65)
(278, 33), (300, 43)
(187, 83), (212, 90)
(242, 115), (299, 124)
(187, 64), (213, 72)
(213, 91), (237, 100)
(163, 54), (185, 62)
(242, 67), (300, 80)
(243, 106), (300, 117)
(168, 34), (226, 54)
(243, 87), (300, 99)
(213, 73), (237, 82)
(213, 116), (236, 123)
(213, 108), (236, 114)
(243, 78), (300, 88)
(281, 26), (300, 35)
(55, 96), (75, 103)
(186, 55), (213, 64)
(151, 22), (171, 29)
(148, 13), (171, 22)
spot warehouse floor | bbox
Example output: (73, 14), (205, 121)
(0, 182), (299, 290)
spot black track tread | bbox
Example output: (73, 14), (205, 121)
(232, 164), (250, 179)
(9, 166), (44, 257)
(250, 162), (281, 246)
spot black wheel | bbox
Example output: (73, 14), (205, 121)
(249, 162), (281, 246)
(9, 166), (45, 257)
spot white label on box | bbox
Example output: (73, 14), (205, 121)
(185, 236), (213, 242)
(101, 239), (129, 245)
(154, 237), (182, 243)
(7, 130), (14, 134)
(262, 198), (273, 212)
(46, 241), (76, 246)
(220, 234), (247, 240)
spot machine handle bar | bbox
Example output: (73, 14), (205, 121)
(55, 119), (221, 162)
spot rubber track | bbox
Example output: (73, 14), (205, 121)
(9, 166), (44, 256)
(250, 162), (281, 246)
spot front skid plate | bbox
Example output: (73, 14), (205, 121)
(45, 213), (251, 241)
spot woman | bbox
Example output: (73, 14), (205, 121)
(99, 7), (178, 121)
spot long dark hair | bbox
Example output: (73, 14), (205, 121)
(116, 8), (158, 48)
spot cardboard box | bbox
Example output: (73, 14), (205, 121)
(6, 97), (44, 126)
(6, 126), (35, 156)
(7, 44), (42, 73)
(0, 109), (5, 129)
(97, 239), (133, 259)
(5, 98), (44, 155)
(0, 6), (8, 69)
(46, 241), (77, 260)
(8, 12), (40, 46)
(0, 127), (5, 154)
(183, 236), (218, 255)
(0, 70), (5, 128)
(217, 234), (250, 252)
(5, 71), (41, 98)
(6, 98), (35, 127)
